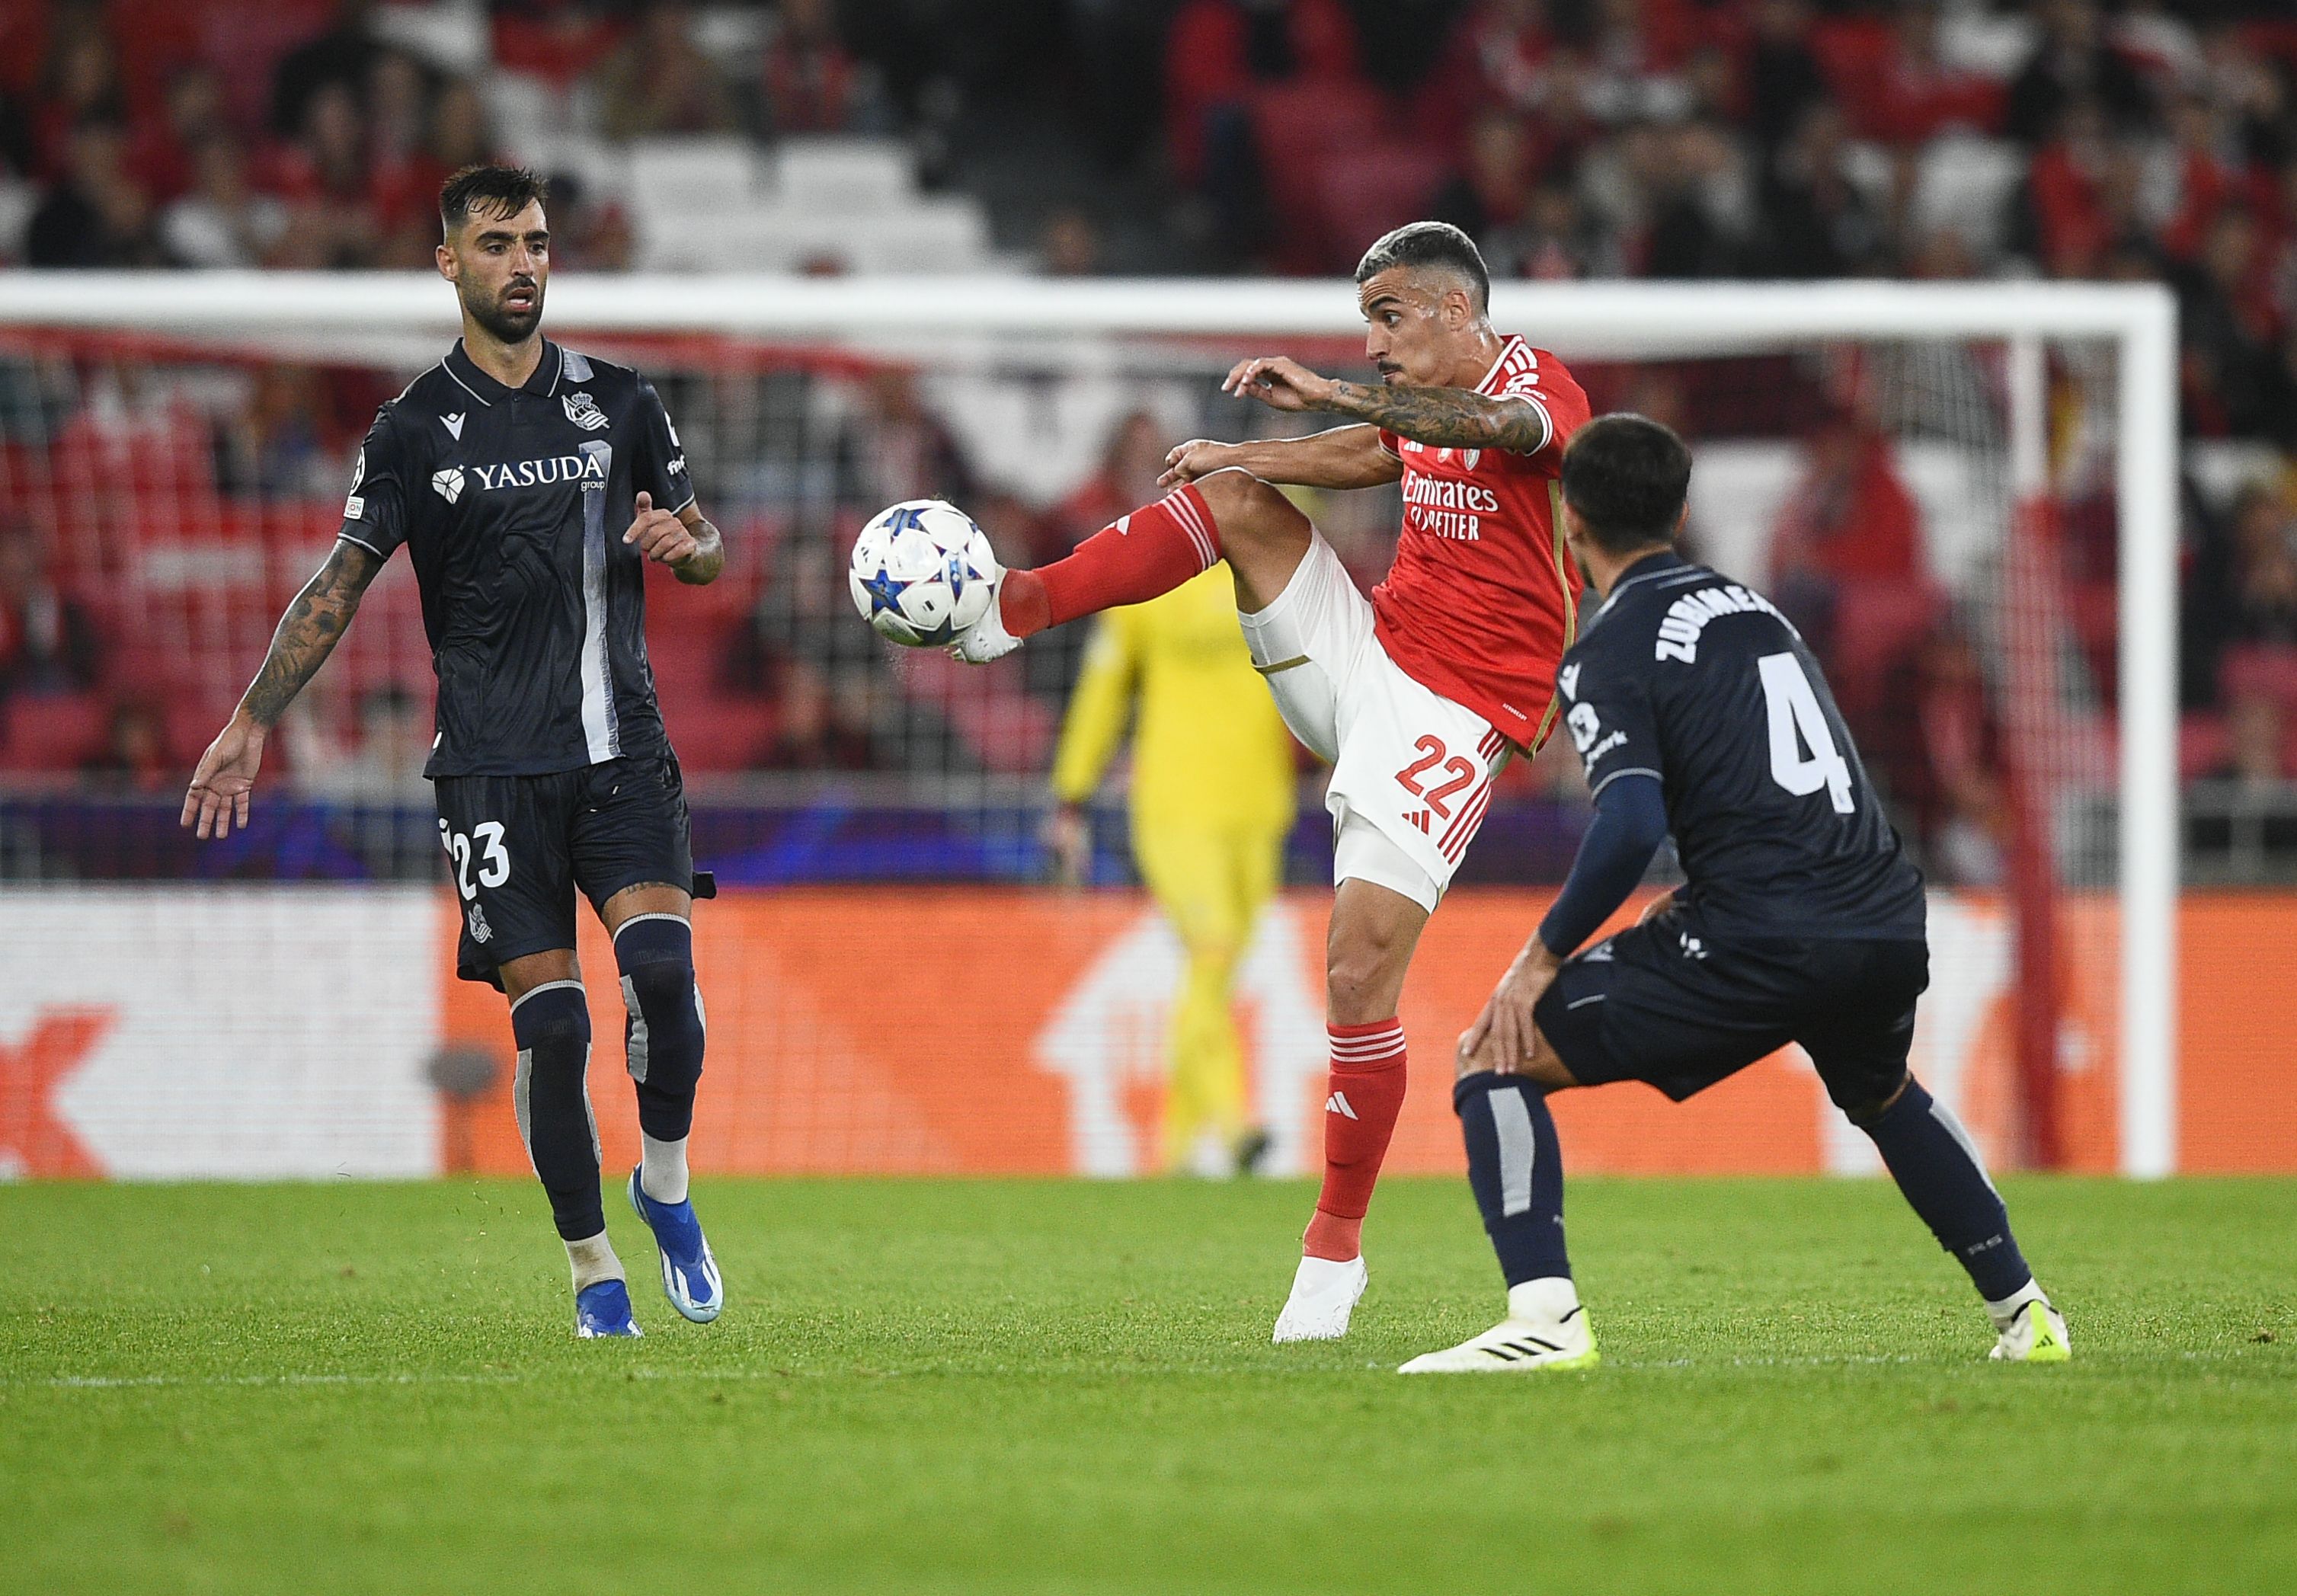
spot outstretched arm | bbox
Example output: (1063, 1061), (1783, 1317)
(1158, 424), (1402, 491)
(182, 537), (382, 839)
(1224, 355), (1552, 457)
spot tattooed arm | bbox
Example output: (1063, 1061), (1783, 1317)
(181, 538), (383, 840)
(1223, 355), (1553, 456)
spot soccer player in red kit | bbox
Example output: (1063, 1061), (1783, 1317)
(952, 222), (1588, 1341)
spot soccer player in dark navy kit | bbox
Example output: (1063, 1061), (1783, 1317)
(184, 166), (726, 1339)
(1400, 414), (2071, 1373)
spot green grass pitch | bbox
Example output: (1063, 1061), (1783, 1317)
(2, 1176), (2292, 1594)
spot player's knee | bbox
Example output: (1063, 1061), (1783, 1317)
(1326, 936), (1407, 1022)
(1825, 1065), (1911, 1126)
(1195, 466), (1302, 539)
(510, 980), (590, 1054)
(614, 913), (705, 1092)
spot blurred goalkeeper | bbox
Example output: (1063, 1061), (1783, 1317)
(1047, 558), (1296, 1177)
(182, 165), (727, 1341)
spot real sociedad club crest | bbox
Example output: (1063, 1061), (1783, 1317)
(563, 391), (609, 432)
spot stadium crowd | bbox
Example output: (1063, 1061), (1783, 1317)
(2, 0), (2295, 880)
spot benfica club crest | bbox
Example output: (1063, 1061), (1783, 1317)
(562, 390), (609, 432)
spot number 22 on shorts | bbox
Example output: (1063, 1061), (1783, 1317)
(1394, 734), (1476, 818)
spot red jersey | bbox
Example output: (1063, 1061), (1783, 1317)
(1372, 335), (1589, 751)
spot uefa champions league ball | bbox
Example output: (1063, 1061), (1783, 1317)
(849, 499), (997, 647)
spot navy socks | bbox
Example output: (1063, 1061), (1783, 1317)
(614, 913), (706, 1143)
(1860, 1076), (2033, 1302)
(1455, 1070), (1572, 1287)
(510, 980), (603, 1241)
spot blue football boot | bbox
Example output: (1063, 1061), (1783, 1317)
(627, 1169), (724, 1323)
(574, 1278), (643, 1339)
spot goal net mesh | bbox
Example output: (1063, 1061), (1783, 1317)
(0, 296), (2132, 1177)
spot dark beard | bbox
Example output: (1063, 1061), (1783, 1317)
(465, 286), (542, 346)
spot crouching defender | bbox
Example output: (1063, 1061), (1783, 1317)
(1404, 414), (2069, 1374)
(183, 165), (725, 1339)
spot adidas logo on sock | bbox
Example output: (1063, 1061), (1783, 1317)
(1325, 1091), (1359, 1119)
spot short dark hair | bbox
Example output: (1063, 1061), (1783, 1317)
(440, 164), (547, 234)
(1560, 414), (1693, 555)
(1355, 221), (1490, 312)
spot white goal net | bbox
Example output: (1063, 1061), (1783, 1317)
(0, 273), (2176, 1179)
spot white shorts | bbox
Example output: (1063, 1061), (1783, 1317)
(1239, 532), (1510, 912)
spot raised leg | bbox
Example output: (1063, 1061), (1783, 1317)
(999, 468), (1315, 638)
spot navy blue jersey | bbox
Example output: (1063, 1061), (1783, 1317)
(1557, 550), (1924, 940)
(338, 340), (696, 778)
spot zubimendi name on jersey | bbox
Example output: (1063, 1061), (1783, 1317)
(1652, 581), (1793, 664)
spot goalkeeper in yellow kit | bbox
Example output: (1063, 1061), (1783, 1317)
(1048, 564), (1297, 1175)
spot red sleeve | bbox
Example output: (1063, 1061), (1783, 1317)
(1503, 356), (1589, 471)
(1545, 375), (1591, 454)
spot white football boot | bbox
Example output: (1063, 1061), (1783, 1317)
(1987, 1285), (2071, 1363)
(1397, 1277), (1599, 1374)
(1272, 1255), (1368, 1344)
(945, 558), (1020, 663)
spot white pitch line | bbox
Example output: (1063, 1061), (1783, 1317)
(7, 1347), (2265, 1391)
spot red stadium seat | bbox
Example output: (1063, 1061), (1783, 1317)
(1247, 79), (1387, 273)
(192, 0), (336, 126)
(2222, 644), (2297, 714)
(658, 696), (780, 773)
(0, 692), (107, 772)
(1825, 578), (1944, 727)
(163, 694), (239, 767)
(1315, 142), (1451, 272)
(639, 608), (739, 695)
(2180, 712), (2228, 782)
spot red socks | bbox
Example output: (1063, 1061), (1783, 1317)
(1302, 1019), (1408, 1262)
(998, 483), (1220, 638)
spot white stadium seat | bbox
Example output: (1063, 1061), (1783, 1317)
(849, 200), (991, 273)
(628, 136), (764, 219)
(638, 197), (994, 276)
(769, 138), (917, 213)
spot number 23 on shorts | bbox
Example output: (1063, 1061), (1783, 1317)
(438, 818), (510, 900)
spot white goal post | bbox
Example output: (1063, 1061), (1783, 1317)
(0, 273), (2180, 1176)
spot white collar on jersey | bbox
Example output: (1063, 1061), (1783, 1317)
(1591, 550), (1694, 622)
(1471, 334), (1528, 398)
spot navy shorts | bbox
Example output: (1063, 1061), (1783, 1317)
(1532, 907), (1929, 1112)
(432, 754), (712, 988)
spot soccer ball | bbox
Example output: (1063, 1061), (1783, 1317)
(848, 499), (997, 647)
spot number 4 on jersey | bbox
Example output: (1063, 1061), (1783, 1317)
(1757, 652), (1854, 814)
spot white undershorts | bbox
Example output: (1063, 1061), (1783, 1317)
(1239, 532), (1511, 913)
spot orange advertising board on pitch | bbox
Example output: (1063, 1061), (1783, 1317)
(436, 886), (2297, 1181)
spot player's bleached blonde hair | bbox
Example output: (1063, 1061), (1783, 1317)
(1354, 222), (1491, 312)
